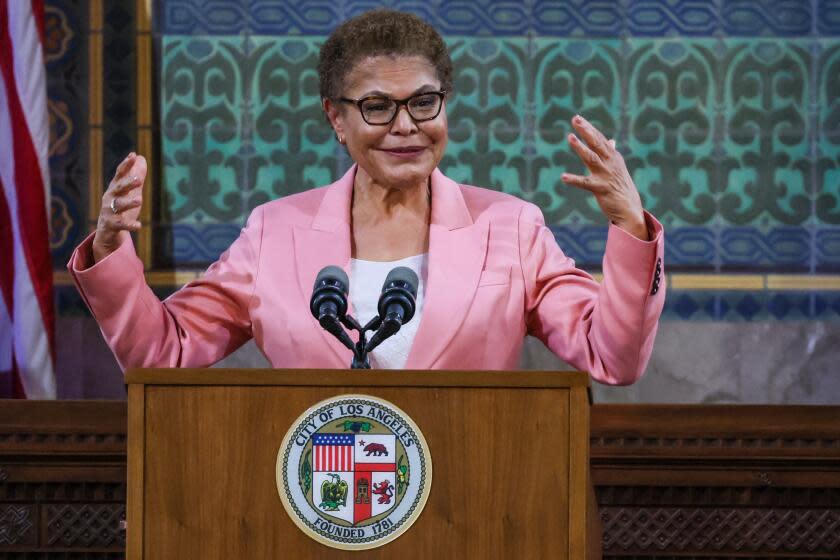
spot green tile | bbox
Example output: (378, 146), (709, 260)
(160, 36), (337, 225)
(719, 40), (812, 227)
(440, 39), (529, 195)
(532, 39), (623, 224)
(161, 37), (248, 223)
(818, 40), (840, 226)
(625, 39), (719, 227)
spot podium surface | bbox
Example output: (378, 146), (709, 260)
(126, 369), (593, 558)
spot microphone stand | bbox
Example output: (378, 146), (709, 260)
(337, 314), (383, 369)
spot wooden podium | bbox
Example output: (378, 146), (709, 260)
(125, 369), (598, 558)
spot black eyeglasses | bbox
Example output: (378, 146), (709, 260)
(338, 91), (447, 125)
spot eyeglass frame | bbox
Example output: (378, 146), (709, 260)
(337, 90), (448, 126)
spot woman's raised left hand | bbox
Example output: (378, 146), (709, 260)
(562, 115), (649, 241)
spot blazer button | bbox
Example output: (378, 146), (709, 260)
(650, 278), (660, 295)
(650, 257), (663, 295)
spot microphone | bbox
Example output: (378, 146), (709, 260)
(310, 266), (355, 351)
(365, 266), (418, 353)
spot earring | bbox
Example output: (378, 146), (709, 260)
(336, 133), (345, 145)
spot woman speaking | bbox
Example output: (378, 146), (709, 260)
(68, 10), (665, 385)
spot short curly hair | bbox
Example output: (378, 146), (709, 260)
(318, 9), (453, 101)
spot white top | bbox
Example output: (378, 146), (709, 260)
(349, 253), (428, 369)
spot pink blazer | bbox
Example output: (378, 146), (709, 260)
(68, 166), (665, 385)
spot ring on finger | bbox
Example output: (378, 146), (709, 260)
(110, 197), (119, 214)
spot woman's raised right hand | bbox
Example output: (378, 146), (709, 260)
(92, 152), (146, 263)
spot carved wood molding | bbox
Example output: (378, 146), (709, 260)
(600, 506), (840, 555)
(0, 401), (127, 458)
(590, 405), (840, 463)
(45, 503), (126, 548)
(1, 401), (839, 558)
(0, 504), (35, 546)
(596, 485), (840, 507)
(0, 481), (126, 502)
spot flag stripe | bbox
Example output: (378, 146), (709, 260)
(0, 174), (14, 316)
(30, 0), (44, 46)
(0, 0), (55, 398)
(314, 444), (354, 471)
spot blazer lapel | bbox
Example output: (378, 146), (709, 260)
(292, 167), (355, 367)
(405, 170), (489, 369)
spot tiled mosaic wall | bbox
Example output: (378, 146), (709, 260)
(151, 0), (840, 321)
(41, 1), (840, 400)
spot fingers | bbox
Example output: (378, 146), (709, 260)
(567, 133), (604, 172)
(111, 173), (143, 196)
(109, 152), (147, 195)
(110, 195), (143, 215)
(571, 114), (613, 160)
(114, 152), (136, 180)
(101, 201), (142, 231)
(561, 172), (610, 193)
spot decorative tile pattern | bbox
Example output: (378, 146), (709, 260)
(154, 1), (835, 38)
(160, 36), (335, 217)
(625, 39), (718, 228)
(818, 0), (840, 35)
(531, 0), (623, 37)
(156, 0), (533, 37)
(557, 226), (840, 271)
(721, 0), (813, 37)
(440, 39), (529, 192)
(720, 40), (812, 227)
(46, 0), (89, 267)
(40, 0), (839, 320)
(817, 41), (840, 226)
(625, 0), (719, 36)
(663, 291), (840, 320)
(531, 39), (622, 224)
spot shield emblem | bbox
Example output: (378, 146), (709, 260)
(312, 433), (397, 524)
(279, 395), (432, 550)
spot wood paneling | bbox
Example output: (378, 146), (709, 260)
(2, 401), (839, 558)
(136, 378), (583, 559)
(0, 401), (126, 557)
(590, 405), (840, 559)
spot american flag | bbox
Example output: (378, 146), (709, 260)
(313, 434), (355, 472)
(0, 0), (56, 398)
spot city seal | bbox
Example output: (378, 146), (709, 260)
(276, 394), (432, 550)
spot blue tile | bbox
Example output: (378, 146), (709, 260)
(816, 228), (840, 270)
(666, 227), (717, 267)
(345, 1), (532, 36)
(157, 0), (533, 36)
(551, 225), (608, 267)
(721, 0), (812, 36)
(667, 292), (702, 319)
(662, 291), (717, 320)
(626, 0), (719, 36)
(156, 0), (341, 35)
(532, 0), (623, 36)
(155, 223), (243, 267)
(817, 0), (840, 34)
(663, 291), (840, 321)
(719, 227), (812, 270)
